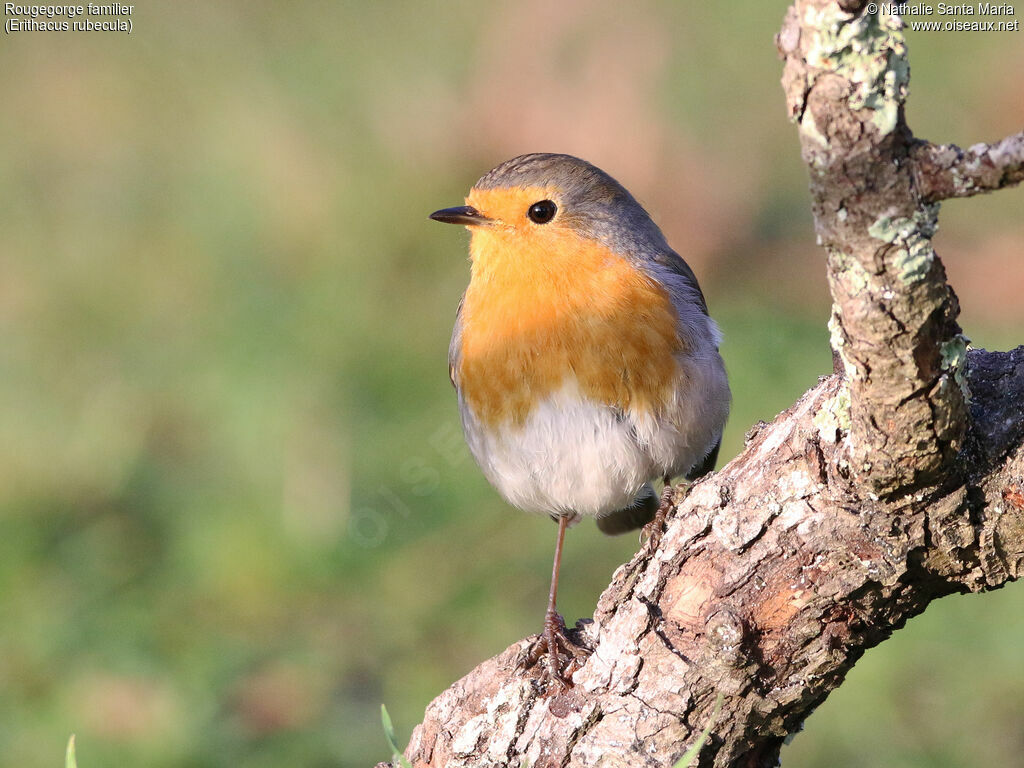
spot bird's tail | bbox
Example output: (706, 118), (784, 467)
(595, 482), (658, 535)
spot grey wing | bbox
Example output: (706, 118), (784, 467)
(448, 294), (465, 388)
(644, 247), (730, 478)
(637, 247), (723, 356)
(650, 248), (710, 319)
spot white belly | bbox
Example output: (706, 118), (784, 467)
(458, 371), (727, 518)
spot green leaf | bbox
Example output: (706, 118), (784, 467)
(381, 704), (397, 748)
(65, 735), (77, 768)
(381, 704), (412, 768)
(673, 692), (725, 768)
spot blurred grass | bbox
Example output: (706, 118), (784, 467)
(0, 2), (1021, 767)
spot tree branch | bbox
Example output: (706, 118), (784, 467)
(383, 4), (1024, 766)
(388, 351), (1024, 768)
(779, 3), (967, 498)
(912, 132), (1024, 203)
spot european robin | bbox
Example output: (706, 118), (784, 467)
(430, 153), (730, 688)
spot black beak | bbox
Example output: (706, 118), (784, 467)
(429, 205), (491, 226)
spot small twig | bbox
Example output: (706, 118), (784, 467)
(913, 130), (1024, 203)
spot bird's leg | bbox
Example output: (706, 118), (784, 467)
(641, 476), (677, 552)
(524, 514), (590, 691)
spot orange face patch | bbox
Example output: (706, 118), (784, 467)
(466, 186), (561, 229)
(455, 186), (682, 427)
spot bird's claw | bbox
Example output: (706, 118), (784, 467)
(640, 483), (677, 552)
(524, 611), (591, 694)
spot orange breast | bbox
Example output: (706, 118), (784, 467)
(456, 223), (682, 428)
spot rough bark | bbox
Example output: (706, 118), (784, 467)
(382, 4), (1024, 766)
(911, 131), (1024, 203)
(779, 3), (969, 497)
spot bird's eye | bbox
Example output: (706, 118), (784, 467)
(527, 200), (557, 224)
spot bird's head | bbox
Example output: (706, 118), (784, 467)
(430, 153), (668, 274)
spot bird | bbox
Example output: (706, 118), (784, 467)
(429, 153), (730, 689)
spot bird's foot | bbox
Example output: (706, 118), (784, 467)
(641, 483), (679, 553)
(524, 610), (591, 694)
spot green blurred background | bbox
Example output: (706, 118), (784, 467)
(1, 2), (1022, 766)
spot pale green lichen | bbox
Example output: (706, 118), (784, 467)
(813, 379), (852, 444)
(828, 307), (857, 379)
(803, 6), (908, 137)
(869, 204), (939, 243)
(868, 205), (940, 285)
(830, 248), (871, 293)
(891, 240), (934, 284)
(867, 214), (911, 244)
(940, 333), (971, 402)
(800, 108), (829, 147)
